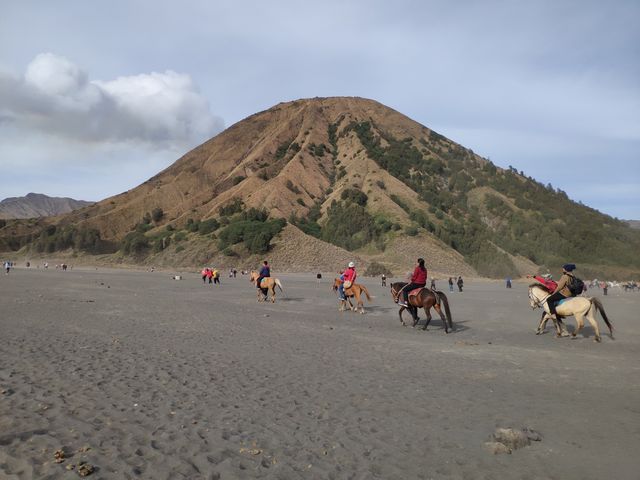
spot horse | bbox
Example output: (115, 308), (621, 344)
(249, 271), (284, 303)
(332, 278), (371, 314)
(390, 282), (453, 333)
(528, 284), (613, 342)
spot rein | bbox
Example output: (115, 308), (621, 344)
(528, 286), (551, 309)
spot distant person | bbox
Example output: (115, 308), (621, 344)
(381, 273), (386, 287)
(506, 277), (512, 288)
(430, 278), (436, 290)
(4, 261), (10, 274)
(201, 267), (208, 283)
(316, 273), (322, 285)
(207, 268), (214, 284)
(603, 282), (608, 296)
(213, 269), (221, 285)
(457, 276), (464, 292)
(233, 268), (237, 278)
(448, 277), (454, 292)
(399, 258), (427, 307)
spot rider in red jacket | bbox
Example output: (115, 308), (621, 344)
(399, 258), (427, 307)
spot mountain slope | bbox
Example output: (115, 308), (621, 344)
(0, 193), (91, 219)
(2, 97), (639, 278)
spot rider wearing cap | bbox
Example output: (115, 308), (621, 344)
(399, 258), (427, 307)
(546, 264), (576, 321)
(339, 262), (357, 300)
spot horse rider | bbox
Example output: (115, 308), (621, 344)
(398, 258), (427, 307)
(256, 260), (270, 292)
(339, 262), (357, 300)
(545, 264), (576, 322)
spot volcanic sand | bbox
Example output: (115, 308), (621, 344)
(1, 268), (639, 479)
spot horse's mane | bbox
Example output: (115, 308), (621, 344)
(529, 283), (551, 293)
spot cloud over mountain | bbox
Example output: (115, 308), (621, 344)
(0, 53), (223, 147)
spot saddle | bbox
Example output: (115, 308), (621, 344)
(408, 287), (425, 298)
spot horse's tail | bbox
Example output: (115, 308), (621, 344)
(360, 285), (372, 301)
(275, 279), (284, 292)
(436, 291), (454, 330)
(591, 297), (614, 339)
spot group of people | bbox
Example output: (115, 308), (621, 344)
(201, 267), (221, 284)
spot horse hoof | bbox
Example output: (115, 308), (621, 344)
(594, 337), (601, 343)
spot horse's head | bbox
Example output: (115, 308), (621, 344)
(332, 278), (342, 291)
(390, 282), (405, 302)
(528, 284), (548, 309)
(249, 271), (258, 283)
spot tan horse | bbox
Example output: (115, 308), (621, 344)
(528, 284), (613, 342)
(332, 278), (371, 314)
(249, 271), (284, 303)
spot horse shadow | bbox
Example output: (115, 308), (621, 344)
(411, 317), (470, 333)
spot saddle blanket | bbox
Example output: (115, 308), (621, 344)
(408, 287), (425, 297)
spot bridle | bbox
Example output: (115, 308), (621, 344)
(528, 285), (550, 310)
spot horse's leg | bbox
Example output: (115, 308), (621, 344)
(271, 286), (276, 303)
(399, 307), (407, 326)
(585, 307), (601, 342)
(433, 303), (448, 333)
(411, 305), (419, 328)
(572, 313), (584, 338)
(557, 317), (570, 337)
(422, 306), (433, 331)
(536, 312), (547, 334)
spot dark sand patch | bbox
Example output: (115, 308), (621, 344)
(1, 268), (639, 479)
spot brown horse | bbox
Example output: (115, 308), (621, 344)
(332, 278), (371, 314)
(249, 271), (284, 303)
(390, 282), (453, 333)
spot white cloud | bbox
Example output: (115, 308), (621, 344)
(0, 53), (223, 148)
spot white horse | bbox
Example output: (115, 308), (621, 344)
(528, 284), (614, 342)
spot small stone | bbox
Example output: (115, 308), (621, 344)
(263, 314), (270, 317)
(493, 428), (531, 450)
(54, 449), (65, 463)
(66, 464), (76, 471)
(77, 461), (95, 476)
(484, 441), (511, 455)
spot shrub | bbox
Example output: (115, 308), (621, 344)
(121, 231), (149, 255)
(340, 188), (368, 206)
(405, 226), (419, 236)
(296, 198), (306, 206)
(232, 176), (245, 185)
(198, 218), (220, 234)
(219, 198), (244, 217)
(175, 245), (185, 253)
(151, 207), (164, 223)
(365, 261), (392, 276)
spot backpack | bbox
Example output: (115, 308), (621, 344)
(567, 275), (584, 297)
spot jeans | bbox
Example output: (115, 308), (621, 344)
(338, 284), (345, 299)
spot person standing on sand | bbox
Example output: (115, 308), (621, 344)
(457, 276), (464, 292)
(381, 273), (386, 287)
(4, 260), (10, 274)
(430, 278), (436, 290)
(448, 277), (454, 292)
(201, 268), (208, 283)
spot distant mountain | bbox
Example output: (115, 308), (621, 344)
(0, 193), (91, 219)
(627, 220), (640, 230)
(1, 97), (639, 278)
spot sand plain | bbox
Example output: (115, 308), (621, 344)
(1, 267), (639, 479)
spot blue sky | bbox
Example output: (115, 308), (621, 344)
(1, 0), (638, 218)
